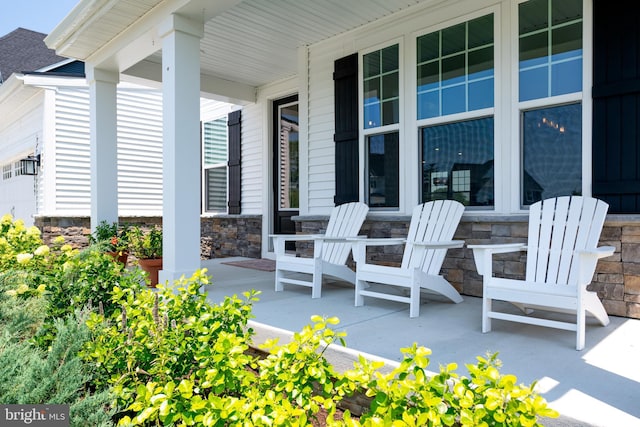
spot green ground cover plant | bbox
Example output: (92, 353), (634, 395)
(0, 213), (558, 426)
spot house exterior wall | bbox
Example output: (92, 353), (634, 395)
(307, 41), (342, 213)
(303, 0), (508, 215)
(0, 92), (44, 226)
(285, 0), (640, 319)
(51, 85), (164, 216)
(238, 100), (264, 215)
(296, 0), (604, 217)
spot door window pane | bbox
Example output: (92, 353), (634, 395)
(519, 0), (582, 101)
(278, 103), (299, 209)
(522, 103), (582, 206)
(417, 14), (494, 120)
(421, 117), (494, 207)
(367, 132), (399, 208)
(363, 44), (399, 129)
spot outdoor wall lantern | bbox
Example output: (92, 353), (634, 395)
(20, 154), (40, 176)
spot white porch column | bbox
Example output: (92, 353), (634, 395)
(87, 66), (119, 231)
(158, 14), (204, 285)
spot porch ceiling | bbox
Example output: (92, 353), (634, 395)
(47, 0), (442, 91)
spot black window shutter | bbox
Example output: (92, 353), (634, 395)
(592, 1), (640, 213)
(227, 110), (241, 214)
(333, 53), (359, 205)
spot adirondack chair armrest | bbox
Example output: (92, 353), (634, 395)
(411, 240), (465, 249)
(575, 246), (616, 285)
(576, 246), (615, 259)
(269, 233), (324, 241)
(270, 234), (324, 256)
(306, 235), (364, 259)
(317, 236), (363, 243)
(348, 237), (406, 246)
(348, 237), (406, 263)
(468, 243), (527, 276)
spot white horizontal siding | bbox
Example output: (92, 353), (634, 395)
(116, 89), (163, 215)
(307, 41), (344, 213)
(54, 87), (165, 216)
(54, 88), (91, 214)
(239, 102), (263, 214)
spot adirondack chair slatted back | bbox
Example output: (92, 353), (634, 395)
(322, 202), (369, 265)
(526, 196), (608, 286)
(401, 200), (465, 274)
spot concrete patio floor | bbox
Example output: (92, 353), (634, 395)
(200, 257), (640, 427)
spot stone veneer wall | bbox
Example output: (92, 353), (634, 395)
(33, 213), (640, 319)
(200, 215), (262, 259)
(294, 214), (640, 320)
(34, 215), (262, 260)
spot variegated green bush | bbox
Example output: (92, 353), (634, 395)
(0, 214), (146, 347)
(1, 213), (558, 426)
(83, 269), (558, 427)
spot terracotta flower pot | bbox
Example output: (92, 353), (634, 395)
(138, 258), (163, 287)
(107, 251), (129, 266)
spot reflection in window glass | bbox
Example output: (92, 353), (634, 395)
(519, 0), (582, 101)
(367, 132), (399, 208)
(417, 14), (494, 120)
(421, 117), (494, 207)
(205, 168), (227, 213)
(363, 45), (399, 129)
(522, 103), (582, 206)
(203, 118), (228, 213)
(279, 103), (299, 209)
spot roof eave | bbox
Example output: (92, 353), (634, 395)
(0, 74), (42, 124)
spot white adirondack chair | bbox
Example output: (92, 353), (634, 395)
(271, 202), (369, 298)
(469, 196), (614, 350)
(352, 200), (465, 317)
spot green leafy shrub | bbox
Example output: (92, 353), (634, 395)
(47, 246), (146, 320)
(83, 269), (259, 424)
(83, 269), (558, 427)
(0, 214), (44, 269)
(0, 214), (558, 426)
(0, 214), (145, 347)
(88, 220), (130, 254)
(336, 345), (558, 427)
(128, 225), (162, 259)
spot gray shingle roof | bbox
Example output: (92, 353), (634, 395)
(0, 28), (65, 83)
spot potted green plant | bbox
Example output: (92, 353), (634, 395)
(88, 220), (130, 265)
(129, 225), (163, 287)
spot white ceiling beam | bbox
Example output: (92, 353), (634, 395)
(122, 59), (256, 104)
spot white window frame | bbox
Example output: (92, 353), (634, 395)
(509, 0), (591, 212)
(350, 0), (591, 215)
(2, 163), (12, 180)
(201, 117), (229, 215)
(414, 7), (500, 211)
(359, 38), (404, 211)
